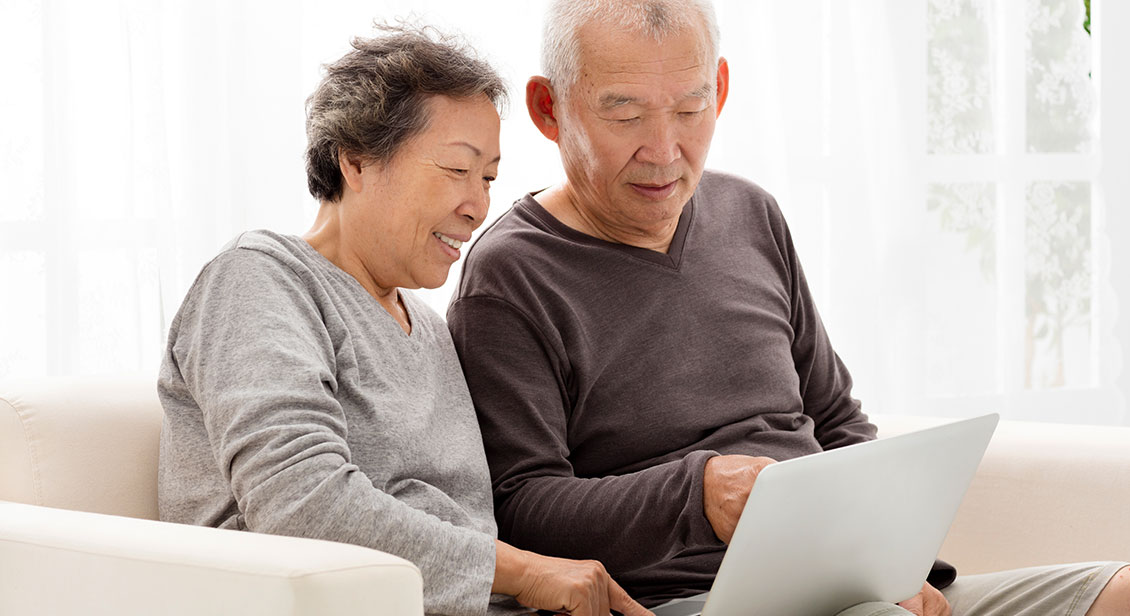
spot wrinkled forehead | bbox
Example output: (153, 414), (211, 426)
(576, 17), (713, 69)
(573, 21), (715, 103)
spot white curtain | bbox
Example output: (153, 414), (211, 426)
(2, 0), (1127, 425)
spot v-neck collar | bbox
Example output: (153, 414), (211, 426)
(293, 235), (420, 340)
(518, 193), (694, 271)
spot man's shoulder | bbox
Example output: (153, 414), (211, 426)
(453, 195), (590, 320)
(460, 198), (555, 281)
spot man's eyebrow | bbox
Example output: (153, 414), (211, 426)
(446, 141), (501, 164)
(687, 83), (714, 100)
(597, 83), (714, 110)
(599, 93), (637, 109)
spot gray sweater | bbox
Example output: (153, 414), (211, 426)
(158, 230), (520, 616)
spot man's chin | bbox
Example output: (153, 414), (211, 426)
(618, 193), (689, 227)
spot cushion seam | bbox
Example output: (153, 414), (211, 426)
(6, 398), (44, 505)
(0, 535), (420, 579)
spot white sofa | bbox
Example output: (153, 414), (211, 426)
(0, 375), (423, 616)
(3, 376), (1129, 615)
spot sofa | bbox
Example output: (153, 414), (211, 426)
(0, 375), (422, 616)
(3, 375), (1129, 615)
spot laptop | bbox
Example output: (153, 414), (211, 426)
(651, 413), (999, 616)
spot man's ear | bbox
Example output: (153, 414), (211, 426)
(337, 149), (367, 195)
(715, 57), (730, 117)
(526, 76), (561, 141)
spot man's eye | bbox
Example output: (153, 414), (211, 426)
(679, 109), (706, 117)
(613, 117), (640, 124)
(447, 168), (469, 176)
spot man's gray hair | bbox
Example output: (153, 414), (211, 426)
(541, 0), (720, 93)
(305, 23), (507, 203)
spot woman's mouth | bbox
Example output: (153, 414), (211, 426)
(433, 231), (465, 259)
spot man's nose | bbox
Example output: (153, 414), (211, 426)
(634, 118), (681, 167)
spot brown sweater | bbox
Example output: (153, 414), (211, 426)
(449, 171), (941, 605)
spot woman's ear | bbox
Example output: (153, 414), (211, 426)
(526, 76), (561, 141)
(338, 150), (367, 195)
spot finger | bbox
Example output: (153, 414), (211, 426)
(926, 586), (951, 616)
(571, 596), (593, 616)
(896, 593), (924, 616)
(607, 578), (654, 616)
(598, 573), (611, 616)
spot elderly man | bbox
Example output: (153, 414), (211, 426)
(447, 1), (1129, 615)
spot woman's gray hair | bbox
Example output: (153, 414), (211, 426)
(541, 0), (720, 95)
(305, 23), (507, 203)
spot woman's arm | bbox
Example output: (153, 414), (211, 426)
(166, 248), (651, 616)
(166, 249), (496, 615)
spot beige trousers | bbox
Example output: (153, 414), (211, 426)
(835, 562), (1128, 616)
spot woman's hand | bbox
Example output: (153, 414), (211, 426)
(493, 540), (654, 616)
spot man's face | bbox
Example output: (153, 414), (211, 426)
(555, 20), (722, 239)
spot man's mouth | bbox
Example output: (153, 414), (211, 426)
(628, 180), (679, 200)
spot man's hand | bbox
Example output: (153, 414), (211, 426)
(896, 582), (951, 616)
(493, 541), (653, 616)
(702, 454), (776, 543)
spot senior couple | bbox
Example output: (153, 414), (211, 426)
(158, 1), (1129, 615)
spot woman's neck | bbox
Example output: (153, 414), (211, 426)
(303, 201), (411, 334)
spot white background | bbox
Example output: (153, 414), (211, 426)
(1, 0), (1127, 425)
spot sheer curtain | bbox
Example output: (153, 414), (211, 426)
(2, 0), (1127, 425)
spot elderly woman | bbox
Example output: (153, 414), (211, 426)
(157, 25), (649, 616)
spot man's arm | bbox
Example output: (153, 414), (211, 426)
(449, 295), (724, 574)
(780, 225), (877, 449)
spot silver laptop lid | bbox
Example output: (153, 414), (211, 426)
(701, 413), (999, 616)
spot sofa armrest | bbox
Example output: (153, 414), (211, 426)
(0, 501), (424, 616)
(872, 414), (1130, 574)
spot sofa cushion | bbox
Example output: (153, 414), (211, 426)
(0, 374), (162, 519)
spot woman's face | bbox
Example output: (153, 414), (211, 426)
(350, 94), (501, 291)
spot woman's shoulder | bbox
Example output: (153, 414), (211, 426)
(173, 230), (326, 325)
(222, 229), (314, 269)
(196, 229), (331, 286)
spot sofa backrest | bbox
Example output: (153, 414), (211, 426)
(0, 374), (162, 520)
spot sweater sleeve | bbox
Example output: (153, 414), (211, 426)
(780, 224), (878, 450)
(448, 295), (723, 576)
(167, 250), (495, 616)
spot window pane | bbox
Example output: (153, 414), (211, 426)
(44, 2), (134, 222)
(1026, 0), (1094, 153)
(0, 0), (44, 223)
(925, 183), (997, 396)
(1025, 181), (1091, 389)
(75, 250), (163, 375)
(0, 252), (47, 379)
(927, 0), (995, 154)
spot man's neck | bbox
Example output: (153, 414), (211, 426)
(533, 184), (680, 253)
